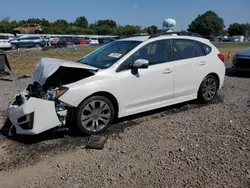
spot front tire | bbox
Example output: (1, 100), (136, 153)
(76, 96), (115, 135)
(198, 75), (219, 103)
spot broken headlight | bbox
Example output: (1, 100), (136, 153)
(43, 87), (68, 101)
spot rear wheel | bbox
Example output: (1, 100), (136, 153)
(198, 75), (219, 103)
(76, 96), (115, 135)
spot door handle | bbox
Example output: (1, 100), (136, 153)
(199, 61), (206, 66)
(163, 68), (173, 74)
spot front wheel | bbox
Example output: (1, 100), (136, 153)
(197, 75), (219, 103)
(76, 96), (115, 135)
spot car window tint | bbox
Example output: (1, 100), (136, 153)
(0, 35), (9, 39)
(195, 41), (204, 57)
(202, 43), (212, 55)
(26, 37), (40, 40)
(172, 39), (196, 60)
(121, 40), (171, 70)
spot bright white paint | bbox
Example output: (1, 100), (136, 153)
(8, 34), (226, 135)
(8, 97), (61, 135)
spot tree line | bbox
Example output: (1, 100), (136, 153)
(0, 11), (249, 37)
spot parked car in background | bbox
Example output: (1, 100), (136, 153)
(13, 24), (43, 34)
(74, 37), (89, 45)
(57, 37), (74, 46)
(0, 35), (11, 50)
(85, 37), (99, 45)
(8, 32), (225, 136)
(232, 47), (250, 72)
(49, 37), (60, 45)
(10, 35), (46, 49)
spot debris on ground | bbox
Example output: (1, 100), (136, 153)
(85, 134), (106, 150)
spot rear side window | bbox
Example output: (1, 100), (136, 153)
(202, 43), (212, 55)
(172, 39), (196, 60)
(195, 41), (205, 57)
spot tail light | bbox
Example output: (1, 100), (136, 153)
(218, 54), (224, 62)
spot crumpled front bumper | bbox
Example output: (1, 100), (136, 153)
(8, 97), (61, 135)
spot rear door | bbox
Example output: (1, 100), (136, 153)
(171, 39), (209, 99)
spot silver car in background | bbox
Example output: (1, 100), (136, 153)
(232, 47), (250, 72)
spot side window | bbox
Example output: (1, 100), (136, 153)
(195, 41), (205, 57)
(120, 40), (171, 70)
(202, 43), (212, 55)
(19, 38), (27, 41)
(172, 39), (196, 61)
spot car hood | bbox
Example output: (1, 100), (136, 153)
(33, 58), (98, 87)
(236, 47), (250, 57)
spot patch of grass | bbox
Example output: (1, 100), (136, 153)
(7, 47), (98, 75)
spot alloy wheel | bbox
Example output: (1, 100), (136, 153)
(202, 77), (217, 101)
(80, 100), (111, 133)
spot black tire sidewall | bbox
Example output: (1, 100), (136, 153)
(76, 96), (115, 135)
(198, 75), (219, 103)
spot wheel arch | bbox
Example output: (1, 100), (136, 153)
(197, 72), (220, 97)
(206, 72), (220, 89)
(78, 91), (119, 118)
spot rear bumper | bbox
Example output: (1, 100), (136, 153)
(8, 97), (61, 135)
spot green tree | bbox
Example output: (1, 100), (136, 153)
(146, 25), (158, 34)
(96, 19), (117, 28)
(188, 11), (225, 38)
(116, 25), (141, 36)
(96, 25), (115, 35)
(228, 23), (250, 36)
(53, 19), (69, 27)
(74, 16), (88, 28)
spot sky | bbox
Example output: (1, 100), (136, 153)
(1, 0), (250, 30)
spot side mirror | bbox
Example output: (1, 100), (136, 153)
(132, 59), (149, 69)
(130, 59), (149, 76)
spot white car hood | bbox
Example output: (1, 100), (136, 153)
(33, 58), (98, 86)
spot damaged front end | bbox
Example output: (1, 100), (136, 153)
(8, 58), (98, 135)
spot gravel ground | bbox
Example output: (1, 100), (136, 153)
(0, 61), (249, 188)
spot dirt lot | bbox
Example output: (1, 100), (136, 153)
(0, 49), (250, 187)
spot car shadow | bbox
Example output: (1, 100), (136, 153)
(226, 68), (250, 78)
(0, 95), (224, 145)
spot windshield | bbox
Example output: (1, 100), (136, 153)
(79, 40), (142, 69)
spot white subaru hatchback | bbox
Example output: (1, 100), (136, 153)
(8, 32), (225, 135)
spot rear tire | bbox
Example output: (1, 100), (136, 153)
(197, 75), (219, 103)
(75, 96), (115, 135)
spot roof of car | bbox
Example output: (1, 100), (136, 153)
(118, 36), (150, 42)
(118, 33), (210, 44)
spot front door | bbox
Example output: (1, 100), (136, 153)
(116, 39), (175, 116)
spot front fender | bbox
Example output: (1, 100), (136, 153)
(58, 77), (118, 108)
